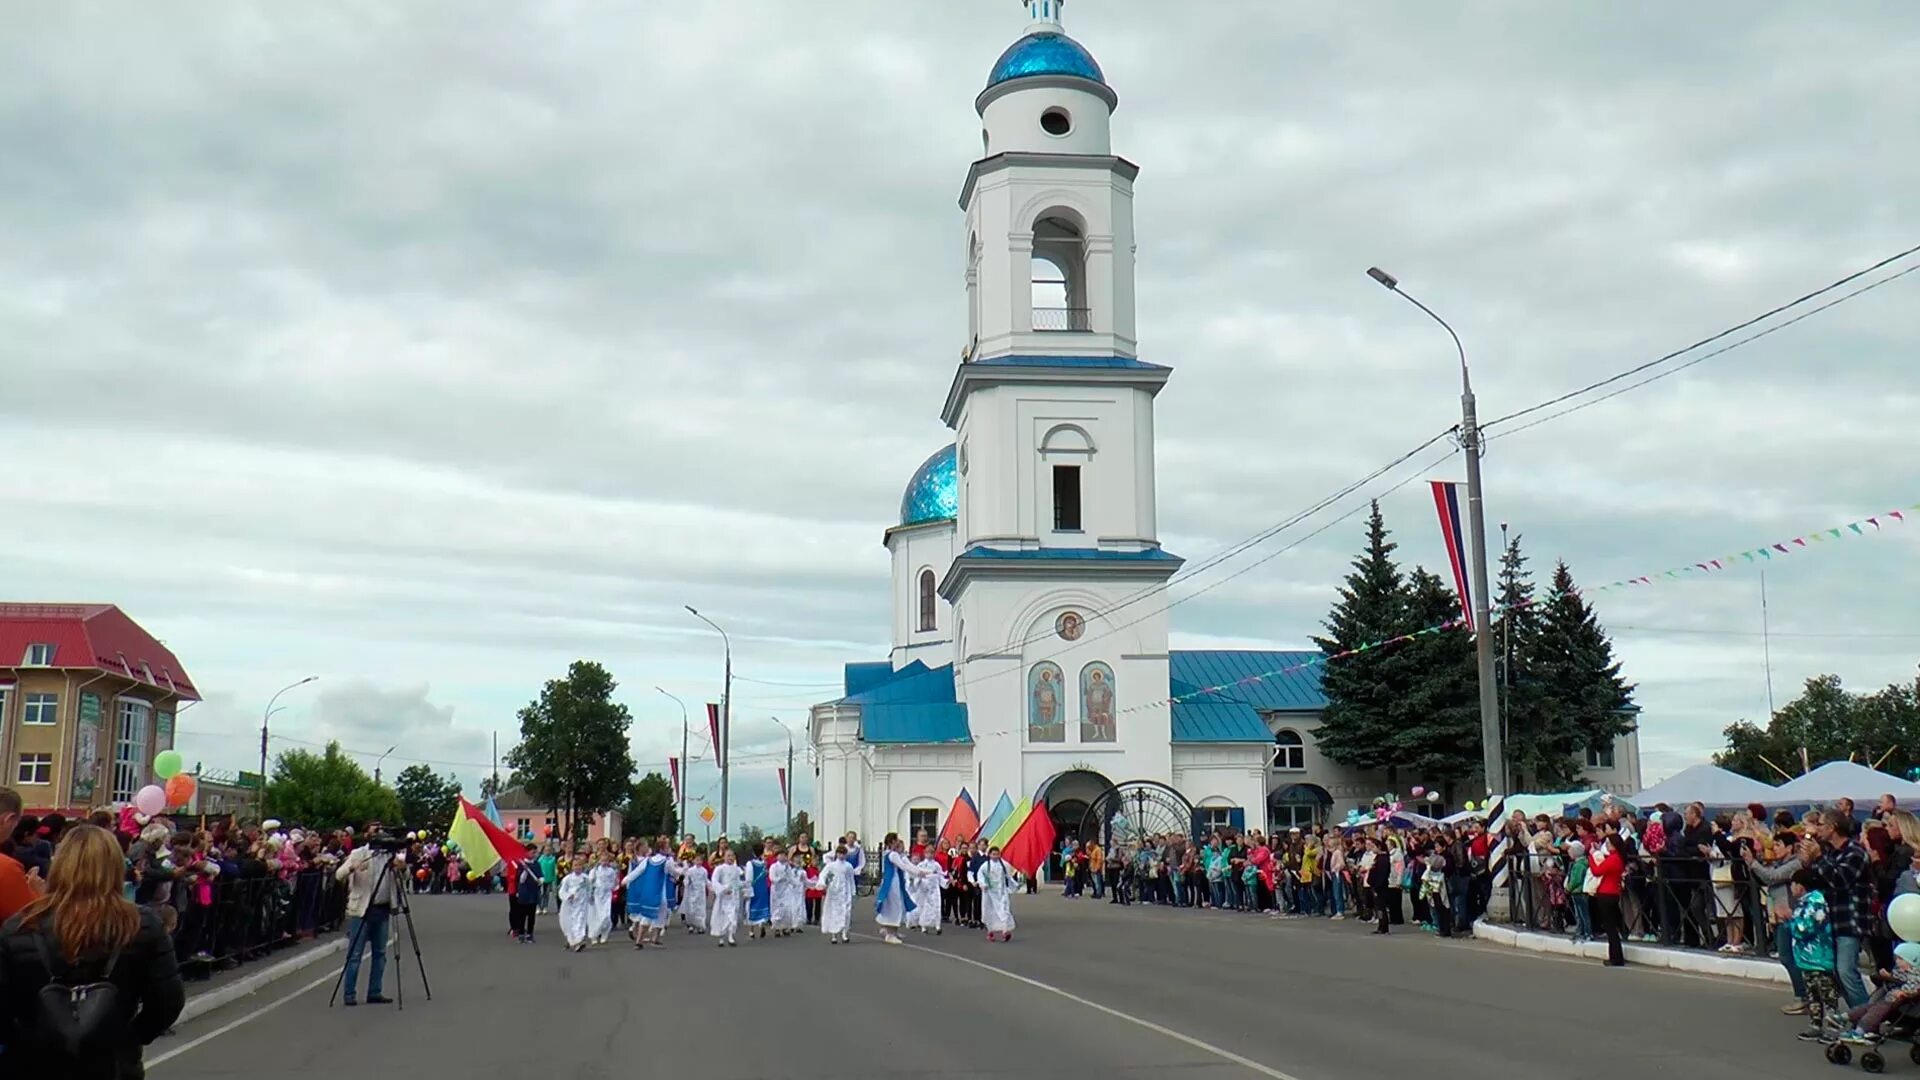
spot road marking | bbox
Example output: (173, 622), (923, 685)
(147, 970), (339, 1069)
(858, 933), (1308, 1080)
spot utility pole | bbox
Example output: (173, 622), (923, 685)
(687, 607), (733, 835)
(657, 687), (690, 836)
(258, 675), (318, 819)
(1368, 267), (1504, 798)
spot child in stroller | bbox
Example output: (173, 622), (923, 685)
(1823, 942), (1920, 1071)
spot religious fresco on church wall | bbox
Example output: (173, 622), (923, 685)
(1028, 661), (1065, 742)
(1079, 662), (1115, 743)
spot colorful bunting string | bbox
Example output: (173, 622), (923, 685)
(1099, 500), (1919, 719)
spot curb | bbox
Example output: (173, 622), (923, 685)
(1473, 923), (1790, 985)
(179, 938), (347, 1023)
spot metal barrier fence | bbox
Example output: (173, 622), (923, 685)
(1498, 851), (1781, 958)
(169, 869), (347, 980)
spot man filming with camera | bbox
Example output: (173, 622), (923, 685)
(335, 820), (407, 1006)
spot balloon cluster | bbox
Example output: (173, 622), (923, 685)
(132, 752), (197, 816)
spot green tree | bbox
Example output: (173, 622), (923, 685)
(1312, 503), (1481, 789)
(479, 773), (503, 798)
(265, 741), (400, 830)
(1491, 533), (1556, 790)
(393, 764), (462, 833)
(786, 810), (814, 845)
(1531, 560), (1636, 786)
(504, 660), (637, 839)
(1717, 671), (1920, 781)
(623, 772), (678, 836)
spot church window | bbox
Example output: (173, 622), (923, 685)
(1052, 465), (1082, 531)
(1272, 729), (1305, 771)
(1040, 107), (1072, 137)
(917, 569), (937, 632)
(1030, 215), (1088, 332)
(908, 807), (939, 842)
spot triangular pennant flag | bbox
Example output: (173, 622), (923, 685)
(1771, 543), (1789, 553)
(1868, 517), (1881, 529)
(1792, 537), (1807, 547)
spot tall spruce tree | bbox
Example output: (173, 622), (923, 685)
(1313, 503), (1481, 787)
(1491, 534), (1563, 790)
(1534, 560), (1637, 782)
(1312, 503), (1407, 776)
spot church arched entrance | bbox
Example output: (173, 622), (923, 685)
(1035, 768), (1113, 881)
(1078, 780), (1199, 852)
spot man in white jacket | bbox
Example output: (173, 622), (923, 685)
(334, 823), (406, 1006)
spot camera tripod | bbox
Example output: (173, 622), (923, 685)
(328, 848), (432, 1010)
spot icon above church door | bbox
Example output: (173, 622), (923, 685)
(1080, 662), (1115, 743)
(1056, 611), (1084, 641)
(1028, 661), (1065, 743)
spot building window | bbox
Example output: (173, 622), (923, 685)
(23, 693), (58, 726)
(908, 807), (939, 844)
(1197, 807), (1235, 835)
(917, 569), (937, 632)
(1586, 743), (1616, 770)
(1052, 465), (1082, 531)
(1030, 214), (1089, 331)
(1270, 803), (1318, 830)
(24, 643), (55, 666)
(16, 753), (53, 785)
(1271, 729), (1305, 771)
(113, 698), (152, 803)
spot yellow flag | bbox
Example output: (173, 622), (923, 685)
(988, 797), (1031, 850)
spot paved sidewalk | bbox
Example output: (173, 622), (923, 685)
(180, 935), (349, 1023)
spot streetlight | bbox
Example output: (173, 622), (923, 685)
(259, 675), (318, 818)
(771, 716), (794, 838)
(1366, 266), (1504, 799)
(656, 686), (690, 836)
(685, 606), (732, 835)
(374, 746), (397, 786)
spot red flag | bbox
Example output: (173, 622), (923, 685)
(706, 703), (722, 767)
(1429, 481), (1473, 629)
(1000, 800), (1057, 881)
(669, 757), (680, 803)
(937, 788), (981, 848)
(777, 767), (788, 804)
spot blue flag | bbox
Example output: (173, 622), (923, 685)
(976, 792), (1014, 841)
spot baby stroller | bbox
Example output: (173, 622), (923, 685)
(1829, 980), (1920, 1072)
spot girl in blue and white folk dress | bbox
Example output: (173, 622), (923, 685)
(873, 833), (934, 945)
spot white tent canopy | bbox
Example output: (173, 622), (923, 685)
(1771, 761), (1920, 807)
(1631, 764), (1778, 809)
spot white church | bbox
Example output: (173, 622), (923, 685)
(808, 2), (1641, 852)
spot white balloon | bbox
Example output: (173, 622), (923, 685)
(134, 785), (167, 816)
(1891, 894), (1920, 942)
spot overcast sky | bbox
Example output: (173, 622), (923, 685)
(6, 1), (1917, 828)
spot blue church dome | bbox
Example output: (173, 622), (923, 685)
(987, 32), (1106, 89)
(899, 444), (958, 527)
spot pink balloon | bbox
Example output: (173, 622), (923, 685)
(135, 785), (167, 816)
(1411, 786), (1426, 798)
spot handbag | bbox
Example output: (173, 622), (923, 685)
(33, 931), (125, 1060)
(1581, 866), (1603, 896)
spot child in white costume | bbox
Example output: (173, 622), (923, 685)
(708, 850), (745, 947)
(911, 851), (947, 934)
(679, 857), (710, 934)
(819, 847), (857, 943)
(974, 846), (1020, 942)
(586, 851), (620, 945)
(557, 858), (593, 951)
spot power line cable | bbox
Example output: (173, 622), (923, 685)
(1484, 241), (1920, 431)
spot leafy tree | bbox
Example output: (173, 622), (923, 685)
(734, 824), (767, 854)
(1313, 503), (1481, 788)
(393, 764), (462, 833)
(1718, 671), (1920, 781)
(504, 661), (637, 839)
(265, 741), (400, 830)
(479, 774), (503, 798)
(786, 810), (814, 845)
(623, 772), (678, 837)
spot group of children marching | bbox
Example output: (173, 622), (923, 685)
(539, 831), (1023, 951)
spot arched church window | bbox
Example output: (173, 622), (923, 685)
(917, 569), (937, 632)
(1031, 215), (1088, 332)
(1272, 729), (1305, 771)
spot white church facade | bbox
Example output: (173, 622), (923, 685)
(809, 2), (1640, 851)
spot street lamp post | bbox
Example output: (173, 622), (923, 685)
(685, 606), (732, 835)
(656, 686), (690, 835)
(1366, 267), (1504, 799)
(374, 746), (397, 787)
(771, 716), (794, 838)
(259, 675), (318, 819)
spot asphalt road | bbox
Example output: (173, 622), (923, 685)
(147, 890), (1822, 1080)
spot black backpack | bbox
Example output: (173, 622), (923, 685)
(32, 931), (124, 1060)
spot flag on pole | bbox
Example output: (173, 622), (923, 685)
(1000, 800), (1057, 880)
(482, 795), (504, 828)
(777, 767), (788, 805)
(988, 797), (1031, 850)
(449, 796), (522, 879)
(669, 757), (681, 804)
(976, 791), (1014, 841)
(1430, 480), (1474, 629)
(706, 703), (723, 767)
(938, 788), (982, 848)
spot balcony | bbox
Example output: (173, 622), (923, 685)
(1032, 306), (1092, 332)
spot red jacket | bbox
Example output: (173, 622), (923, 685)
(1587, 844), (1626, 897)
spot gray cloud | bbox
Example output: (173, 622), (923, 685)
(6, 2), (1917, 825)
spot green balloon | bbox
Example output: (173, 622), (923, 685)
(153, 750), (185, 780)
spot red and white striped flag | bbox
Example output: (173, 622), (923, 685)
(777, 767), (788, 805)
(706, 703), (723, 767)
(1430, 480), (1474, 629)
(668, 757), (680, 804)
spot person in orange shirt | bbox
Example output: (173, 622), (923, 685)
(0, 788), (47, 922)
